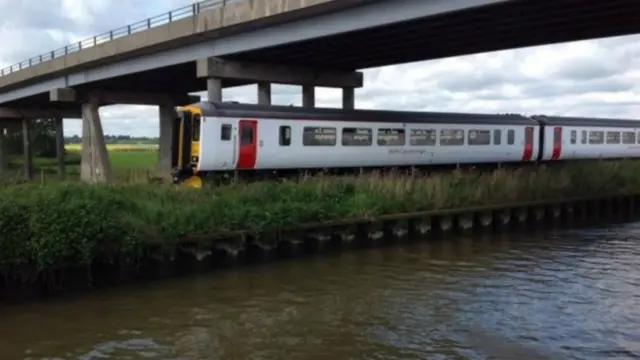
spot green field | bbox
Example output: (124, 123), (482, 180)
(108, 151), (157, 170)
(3, 144), (159, 183)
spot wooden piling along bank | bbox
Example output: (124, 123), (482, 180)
(3, 160), (640, 303)
(1, 192), (639, 304)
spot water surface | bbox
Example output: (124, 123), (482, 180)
(1, 224), (639, 360)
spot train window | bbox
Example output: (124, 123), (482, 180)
(342, 127), (372, 146)
(589, 131), (604, 144)
(279, 126), (291, 146)
(377, 128), (405, 146)
(303, 126), (336, 146)
(410, 129), (436, 146)
(581, 130), (587, 144)
(440, 129), (464, 146)
(570, 130), (576, 144)
(493, 130), (501, 145)
(220, 124), (232, 141)
(507, 129), (515, 145)
(622, 132), (636, 144)
(468, 130), (491, 146)
(191, 114), (201, 141)
(606, 131), (621, 144)
(638, 132), (640, 144)
(240, 124), (254, 145)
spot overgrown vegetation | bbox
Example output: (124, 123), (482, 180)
(0, 160), (639, 277)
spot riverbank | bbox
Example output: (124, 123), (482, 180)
(1, 160), (640, 301)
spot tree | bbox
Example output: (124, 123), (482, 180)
(4, 118), (60, 158)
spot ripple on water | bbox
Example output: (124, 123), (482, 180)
(1, 223), (640, 359)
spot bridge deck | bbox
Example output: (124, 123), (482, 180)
(0, 0), (355, 91)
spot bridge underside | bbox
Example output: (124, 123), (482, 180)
(1, 66), (235, 108)
(223, 0), (640, 69)
(3, 0), (639, 108)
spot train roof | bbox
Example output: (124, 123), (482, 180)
(190, 101), (538, 125)
(531, 115), (640, 128)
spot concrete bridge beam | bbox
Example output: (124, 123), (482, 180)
(197, 57), (362, 108)
(196, 57), (363, 88)
(0, 107), (82, 119)
(50, 88), (199, 107)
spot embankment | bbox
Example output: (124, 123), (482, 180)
(1, 160), (640, 302)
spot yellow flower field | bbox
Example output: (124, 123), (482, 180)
(65, 143), (159, 152)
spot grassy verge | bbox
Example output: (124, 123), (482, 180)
(1, 159), (639, 276)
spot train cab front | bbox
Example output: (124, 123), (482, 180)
(172, 105), (203, 188)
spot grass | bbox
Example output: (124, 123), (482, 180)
(1, 159), (640, 275)
(64, 143), (158, 171)
(2, 144), (159, 184)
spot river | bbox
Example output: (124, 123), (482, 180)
(0, 223), (639, 360)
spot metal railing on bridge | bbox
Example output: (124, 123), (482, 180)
(0, 0), (240, 78)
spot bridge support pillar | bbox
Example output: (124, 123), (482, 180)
(257, 82), (271, 105)
(0, 126), (8, 175)
(342, 87), (355, 109)
(54, 117), (66, 180)
(80, 99), (112, 184)
(302, 85), (315, 108)
(207, 78), (222, 102)
(22, 119), (33, 180)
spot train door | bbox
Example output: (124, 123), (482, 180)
(174, 109), (200, 171)
(551, 126), (562, 160)
(175, 110), (194, 171)
(215, 122), (237, 169)
(521, 126), (534, 161)
(170, 112), (182, 169)
(237, 119), (258, 169)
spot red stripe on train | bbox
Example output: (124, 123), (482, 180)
(551, 126), (562, 160)
(521, 126), (534, 161)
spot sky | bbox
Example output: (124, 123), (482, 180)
(1, 0), (640, 137)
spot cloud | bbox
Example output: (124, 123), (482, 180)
(2, 0), (640, 137)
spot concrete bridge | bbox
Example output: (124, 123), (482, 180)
(0, 0), (638, 182)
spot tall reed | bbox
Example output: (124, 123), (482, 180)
(0, 160), (638, 275)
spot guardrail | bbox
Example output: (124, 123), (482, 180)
(0, 0), (240, 77)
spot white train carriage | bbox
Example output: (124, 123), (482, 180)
(533, 116), (640, 161)
(174, 102), (541, 182)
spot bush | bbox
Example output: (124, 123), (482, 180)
(0, 159), (639, 275)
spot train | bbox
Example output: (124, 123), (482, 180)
(170, 101), (640, 187)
